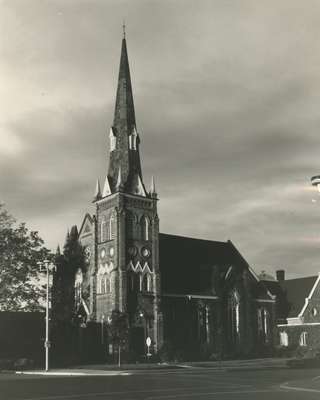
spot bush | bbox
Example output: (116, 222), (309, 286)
(0, 359), (14, 370)
(158, 341), (175, 362)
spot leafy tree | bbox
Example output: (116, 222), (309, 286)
(108, 310), (129, 367)
(0, 203), (51, 311)
(51, 225), (86, 322)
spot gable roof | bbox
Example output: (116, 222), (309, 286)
(159, 233), (269, 298)
(264, 275), (318, 319)
(281, 276), (318, 318)
(78, 213), (94, 237)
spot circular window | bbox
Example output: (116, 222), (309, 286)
(100, 248), (106, 259)
(141, 247), (151, 258)
(85, 246), (91, 261)
(312, 307), (318, 317)
(128, 246), (137, 257)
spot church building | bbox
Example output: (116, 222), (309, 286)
(72, 33), (276, 360)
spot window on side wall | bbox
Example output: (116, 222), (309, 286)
(299, 331), (308, 347)
(280, 331), (288, 347)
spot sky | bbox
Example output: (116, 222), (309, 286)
(1, 0), (320, 279)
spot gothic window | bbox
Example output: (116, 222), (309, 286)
(141, 216), (150, 241)
(105, 277), (111, 294)
(257, 307), (269, 344)
(280, 331), (288, 347)
(101, 277), (106, 294)
(126, 212), (136, 239)
(228, 289), (240, 345)
(128, 272), (139, 292)
(109, 215), (115, 240)
(205, 305), (210, 343)
(147, 274), (152, 292)
(300, 331), (308, 346)
(74, 268), (83, 307)
(142, 274), (148, 292)
(101, 216), (107, 242)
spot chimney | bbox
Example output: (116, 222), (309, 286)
(276, 270), (285, 282)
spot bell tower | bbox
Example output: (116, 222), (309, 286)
(93, 33), (162, 352)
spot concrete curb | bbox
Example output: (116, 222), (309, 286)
(15, 370), (132, 376)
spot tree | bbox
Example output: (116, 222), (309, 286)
(108, 310), (129, 367)
(0, 203), (51, 311)
(51, 225), (86, 322)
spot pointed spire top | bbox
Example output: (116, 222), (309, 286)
(93, 178), (101, 201)
(56, 244), (61, 256)
(122, 20), (126, 38)
(113, 31), (136, 135)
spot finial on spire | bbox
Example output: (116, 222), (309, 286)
(122, 20), (126, 38)
(150, 175), (157, 197)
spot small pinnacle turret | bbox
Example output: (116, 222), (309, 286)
(150, 175), (157, 197)
(102, 175), (111, 197)
(94, 179), (101, 201)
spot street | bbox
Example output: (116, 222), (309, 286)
(1, 366), (320, 400)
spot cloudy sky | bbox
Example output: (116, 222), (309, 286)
(1, 0), (320, 279)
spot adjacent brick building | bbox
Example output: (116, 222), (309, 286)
(262, 271), (320, 353)
(63, 34), (277, 360)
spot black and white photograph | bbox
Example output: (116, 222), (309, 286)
(1, 1), (320, 399)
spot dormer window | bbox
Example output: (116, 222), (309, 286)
(109, 127), (116, 152)
(129, 127), (138, 150)
(101, 216), (107, 242)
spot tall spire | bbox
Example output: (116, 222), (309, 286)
(107, 32), (146, 196)
(113, 34), (136, 136)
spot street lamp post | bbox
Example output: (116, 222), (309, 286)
(38, 259), (56, 372)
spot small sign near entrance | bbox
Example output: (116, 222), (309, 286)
(146, 336), (152, 357)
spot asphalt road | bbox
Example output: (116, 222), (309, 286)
(1, 367), (320, 400)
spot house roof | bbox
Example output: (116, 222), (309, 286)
(263, 275), (318, 319)
(281, 276), (318, 318)
(159, 233), (267, 297)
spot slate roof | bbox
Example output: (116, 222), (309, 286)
(262, 275), (318, 319)
(281, 276), (317, 318)
(159, 233), (269, 298)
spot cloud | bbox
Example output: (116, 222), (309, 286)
(1, 0), (320, 279)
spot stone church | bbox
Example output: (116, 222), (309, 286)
(72, 34), (276, 359)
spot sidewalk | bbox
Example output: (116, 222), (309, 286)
(14, 357), (290, 376)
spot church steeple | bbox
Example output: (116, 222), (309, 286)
(113, 36), (136, 137)
(107, 34), (146, 196)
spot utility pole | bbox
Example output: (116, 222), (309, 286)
(38, 260), (56, 372)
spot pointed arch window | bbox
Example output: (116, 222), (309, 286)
(109, 215), (115, 240)
(142, 274), (148, 292)
(280, 331), (288, 347)
(101, 216), (107, 242)
(74, 268), (83, 307)
(105, 277), (111, 294)
(147, 274), (152, 292)
(300, 331), (308, 346)
(228, 289), (240, 345)
(126, 212), (136, 239)
(141, 216), (150, 241)
(101, 277), (106, 294)
(257, 307), (270, 344)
